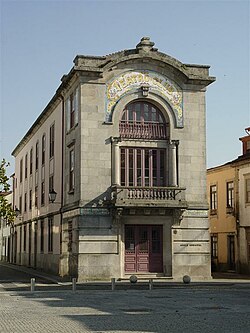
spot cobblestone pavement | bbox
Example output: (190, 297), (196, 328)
(1, 285), (250, 333)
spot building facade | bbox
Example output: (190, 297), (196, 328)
(11, 37), (215, 281)
(207, 164), (237, 272)
(233, 129), (250, 274)
(207, 128), (250, 274)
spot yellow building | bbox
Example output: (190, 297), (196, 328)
(207, 164), (237, 272)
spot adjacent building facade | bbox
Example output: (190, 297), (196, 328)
(10, 37), (215, 281)
(207, 128), (250, 274)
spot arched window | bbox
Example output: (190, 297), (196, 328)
(119, 101), (169, 140)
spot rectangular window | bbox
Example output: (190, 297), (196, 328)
(70, 93), (75, 129)
(20, 158), (23, 183)
(66, 88), (79, 131)
(35, 141), (39, 170)
(49, 175), (54, 192)
(29, 190), (32, 210)
(24, 193), (27, 212)
(23, 225), (26, 252)
(19, 195), (22, 214)
(30, 148), (33, 175)
(25, 154), (28, 179)
(41, 181), (45, 206)
(48, 217), (53, 252)
(246, 179), (250, 203)
(35, 186), (38, 208)
(210, 185), (217, 213)
(69, 149), (75, 192)
(40, 219), (44, 253)
(226, 181), (234, 208)
(42, 134), (46, 165)
(211, 235), (218, 259)
(49, 124), (55, 158)
(120, 148), (165, 187)
(20, 226), (22, 253)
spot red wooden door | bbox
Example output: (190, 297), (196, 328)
(125, 225), (163, 273)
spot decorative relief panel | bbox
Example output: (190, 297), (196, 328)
(106, 70), (183, 127)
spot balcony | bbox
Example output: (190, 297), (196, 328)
(111, 185), (187, 208)
(119, 121), (168, 140)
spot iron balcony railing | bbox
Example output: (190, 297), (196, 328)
(119, 121), (168, 140)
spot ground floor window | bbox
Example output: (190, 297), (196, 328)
(211, 235), (218, 259)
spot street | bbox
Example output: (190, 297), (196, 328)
(0, 263), (250, 332)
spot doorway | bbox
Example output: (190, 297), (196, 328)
(125, 225), (163, 273)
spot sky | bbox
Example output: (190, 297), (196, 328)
(0, 0), (249, 176)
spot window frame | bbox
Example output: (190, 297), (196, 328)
(69, 148), (75, 192)
(48, 217), (53, 253)
(49, 123), (55, 159)
(42, 134), (46, 165)
(120, 147), (165, 187)
(210, 184), (217, 214)
(211, 234), (218, 259)
(246, 178), (250, 204)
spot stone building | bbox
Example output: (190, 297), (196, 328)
(11, 37), (215, 281)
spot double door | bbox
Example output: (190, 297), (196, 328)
(125, 225), (163, 273)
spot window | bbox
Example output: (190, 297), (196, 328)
(30, 148), (33, 175)
(66, 88), (79, 131)
(35, 186), (38, 207)
(25, 154), (28, 179)
(211, 235), (218, 259)
(19, 195), (22, 214)
(41, 181), (45, 206)
(121, 148), (165, 187)
(20, 226), (22, 253)
(20, 158), (23, 183)
(69, 149), (75, 192)
(24, 193), (27, 212)
(119, 101), (169, 140)
(49, 124), (55, 158)
(210, 185), (217, 213)
(49, 175), (54, 192)
(246, 179), (250, 203)
(42, 134), (46, 165)
(23, 225), (26, 252)
(29, 190), (32, 210)
(226, 181), (234, 208)
(40, 219), (44, 253)
(35, 141), (39, 170)
(48, 217), (53, 252)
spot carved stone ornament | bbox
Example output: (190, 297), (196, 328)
(173, 209), (186, 225)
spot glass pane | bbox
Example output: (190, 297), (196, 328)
(125, 227), (135, 253)
(152, 228), (161, 253)
(129, 149), (134, 186)
(139, 229), (148, 252)
(137, 150), (141, 186)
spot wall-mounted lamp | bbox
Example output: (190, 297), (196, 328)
(15, 207), (21, 217)
(48, 189), (57, 203)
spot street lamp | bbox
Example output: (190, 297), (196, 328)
(15, 207), (21, 217)
(48, 189), (57, 203)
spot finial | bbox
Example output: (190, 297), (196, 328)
(136, 37), (157, 52)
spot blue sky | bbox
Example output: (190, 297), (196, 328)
(0, 0), (249, 175)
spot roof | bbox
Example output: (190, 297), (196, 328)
(12, 37), (216, 156)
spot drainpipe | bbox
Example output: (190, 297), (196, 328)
(60, 95), (65, 256)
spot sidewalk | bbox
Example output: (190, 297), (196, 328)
(1, 261), (250, 287)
